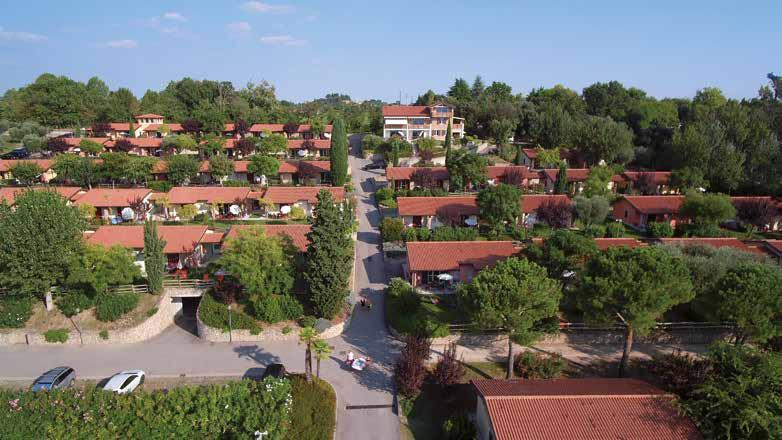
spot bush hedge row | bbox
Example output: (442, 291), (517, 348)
(95, 292), (139, 322)
(198, 291), (262, 334)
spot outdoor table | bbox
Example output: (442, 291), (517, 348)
(351, 358), (367, 371)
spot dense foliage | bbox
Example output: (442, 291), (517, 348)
(513, 351), (566, 379)
(0, 378), (293, 439)
(198, 291), (262, 333)
(330, 117), (348, 186)
(95, 292), (140, 322)
(143, 222), (166, 294)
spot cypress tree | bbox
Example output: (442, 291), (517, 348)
(444, 120), (452, 166)
(129, 120), (135, 138)
(144, 221), (167, 294)
(331, 118), (348, 186)
(514, 143), (523, 165)
(554, 162), (568, 195)
(304, 190), (354, 319)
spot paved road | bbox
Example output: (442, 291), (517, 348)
(0, 135), (399, 440)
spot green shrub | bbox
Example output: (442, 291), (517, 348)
(99, 329), (109, 340)
(146, 307), (158, 317)
(95, 292), (139, 322)
(431, 226), (478, 242)
(375, 187), (393, 202)
(648, 221), (674, 238)
(298, 315), (317, 328)
(192, 213), (208, 223)
(605, 222), (625, 238)
(147, 180), (172, 193)
(0, 379), (293, 439)
(222, 179), (250, 187)
(388, 279), (420, 314)
(198, 292), (261, 333)
(289, 206), (306, 221)
(0, 296), (33, 328)
(282, 326), (292, 334)
(442, 412), (477, 440)
(56, 291), (94, 317)
(380, 217), (405, 242)
(43, 328), (69, 344)
(417, 227), (431, 241)
(403, 227), (418, 242)
(278, 294), (304, 321)
(514, 351), (566, 379)
(284, 376), (336, 440)
(583, 224), (606, 238)
(252, 295), (283, 323)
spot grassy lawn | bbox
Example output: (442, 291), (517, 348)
(386, 291), (467, 338)
(285, 375), (336, 440)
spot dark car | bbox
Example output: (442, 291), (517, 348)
(1, 147), (30, 160)
(260, 364), (287, 380)
(32, 366), (76, 392)
(362, 162), (385, 171)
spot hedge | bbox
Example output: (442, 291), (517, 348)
(0, 296), (33, 328)
(284, 375), (336, 440)
(95, 292), (139, 322)
(0, 378), (292, 439)
(43, 328), (69, 343)
(199, 291), (262, 333)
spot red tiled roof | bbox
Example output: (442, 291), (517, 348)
(656, 237), (761, 254)
(386, 166), (449, 181)
(86, 225), (214, 254)
(730, 196), (782, 210)
(621, 196), (685, 215)
(136, 113), (164, 119)
(259, 186), (345, 204)
(164, 186), (251, 205)
(106, 138), (162, 149)
(765, 240), (782, 255)
(397, 196), (479, 217)
(72, 188), (152, 208)
(0, 159), (54, 172)
(488, 166), (540, 180)
(397, 195), (569, 217)
(109, 123), (130, 131)
(62, 137), (111, 147)
(473, 378), (702, 440)
(541, 168), (591, 183)
(612, 171), (672, 185)
(593, 238), (645, 250)
(143, 123), (184, 132)
(382, 105), (430, 117)
(287, 139), (332, 150)
(406, 241), (519, 272)
(0, 186), (81, 205)
(225, 224), (312, 251)
(277, 160), (331, 174)
(248, 123), (333, 134)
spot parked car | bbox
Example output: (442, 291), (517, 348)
(260, 364), (287, 380)
(362, 161), (385, 171)
(102, 370), (146, 394)
(32, 366), (76, 392)
(1, 147), (30, 159)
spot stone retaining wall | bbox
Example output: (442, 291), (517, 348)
(0, 292), (181, 346)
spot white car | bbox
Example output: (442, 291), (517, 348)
(103, 370), (146, 394)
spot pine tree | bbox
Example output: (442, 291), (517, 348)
(144, 221), (166, 294)
(331, 118), (348, 186)
(444, 120), (453, 166)
(304, 190), (354, 319)
(554, 162), (568, 195)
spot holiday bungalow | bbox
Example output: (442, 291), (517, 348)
(71, 188), (154, 222)
(0, 159), (56, 183)
(541, 168), (591, 194)
(472, 378), (702, 440)
(386, 167), (450, 191)
(519, 147), (586, 169)
(106, 138), (163, 156)
(84, 225), (223, 272)
(151, 186), (252, 220)
(611, 195), (686, 230)
(0, 186), (81, 207)
(61, 137), (112, 156)
(223, 224), (312, 252)
(277, 160), (331, 185)
(256, 186), (345, 217)
(286, 139), (332, 159)
(730, 196), (782, 231)
(611, 171), (675, 195)
(405, 241), (520, 288)
(249, 123), (333, 139)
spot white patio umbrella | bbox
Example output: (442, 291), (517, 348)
(464, 218), (478, 226)
(280, 205), (292, 215)
(437, 273), (454, 281)
(229, 204), (242, 215)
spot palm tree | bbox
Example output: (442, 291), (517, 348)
(312, 340), (332, 379)
(299, 327), (318, 382)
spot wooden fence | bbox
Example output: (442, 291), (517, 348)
(0, 279), (213, 297)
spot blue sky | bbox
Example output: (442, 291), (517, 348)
(0, 1), (779, 103)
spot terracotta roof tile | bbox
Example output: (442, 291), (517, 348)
(612, 171), (672, 185)
(164, 186), (251, 205)
(0, 186), (81, 205)
(72, 188), (152, 207)
(386, 166), (449, 181)
(249, 123), (332, 134)
(621, 196), (685, 215)
(135, 113), (164, 119)
(406, 241), (519, 272)
(62, 137), (111, 147)
(487, 166), (540, 180)
(764, 240), (782, 255)
(259, 186), (345, 204)
(656, 237), (761, 254)
(0, 159), (54, 172)
(542, 168), (591, 183)
(86, 225), (212, 254)
(287, 139), (331, 150)
(277, 160), (331, 174)
(397, 195), (569, 217)
(225, 224), (312, 251)
(593, 238), (645, 250)
(109, 123), (130, 131)
(143, 123), (183, 132)
(473, 379), (702, 440)
(382, 105), (430, 117)
(521, 195), (570, 212)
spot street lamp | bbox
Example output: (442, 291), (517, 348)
(228, 303), (233, 343)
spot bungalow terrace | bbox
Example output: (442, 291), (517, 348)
(541, 168), (591, 194)
(277, 160), (331, 185)
(405, 241), (521, 287)
(611, 195), (686, 230)
(151, 186), (252, 220)
(0, 186), (81, 206)
(84, 225), (223, 272)
(223, 224), (312, 252)
(286, 139), (332, 159)
(386, 165), (539, 191)
(397, 194), (570, 229)
(256, 186), (345, 217)
(472, 378), (702, 440)
(249, 123), (333, 139)
(0, 159), (56, 183)
(71, 188), (153, 222)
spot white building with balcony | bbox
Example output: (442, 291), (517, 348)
(382, 104), (465, 141)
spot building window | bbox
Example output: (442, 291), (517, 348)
(410, 118), (427, 125)
(435, 107), (450, 113)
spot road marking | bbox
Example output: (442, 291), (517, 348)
(345, 404), (394, 410)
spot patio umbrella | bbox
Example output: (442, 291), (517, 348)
(437, 273), (454, 281)
(280, 205), (292, 215)
(229, 204), (242, 215)
(464, 218), (478, 226)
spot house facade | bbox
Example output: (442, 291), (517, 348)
(541, 168), (591, 194)
(612, 195), (686, 230)
(257, 186), (345, 217)
(382, 104), (465, 141)
(71, 188), (153, 222)
(0, 159), (57, 183)
(151, 186), (252, 220)
(406, 241), (520, 287)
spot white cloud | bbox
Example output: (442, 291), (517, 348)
(242, 1), (294, 14)
(0, 26), (47, 43)
(226, 21), (252, 35)
(260, 35), (306, 46)
(99, 39), (138, 49)
(163, 12), (186, 22)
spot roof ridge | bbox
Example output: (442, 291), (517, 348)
(485, 393), (674, 400)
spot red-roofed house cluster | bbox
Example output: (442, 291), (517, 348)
(382, 104), (465, 141)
